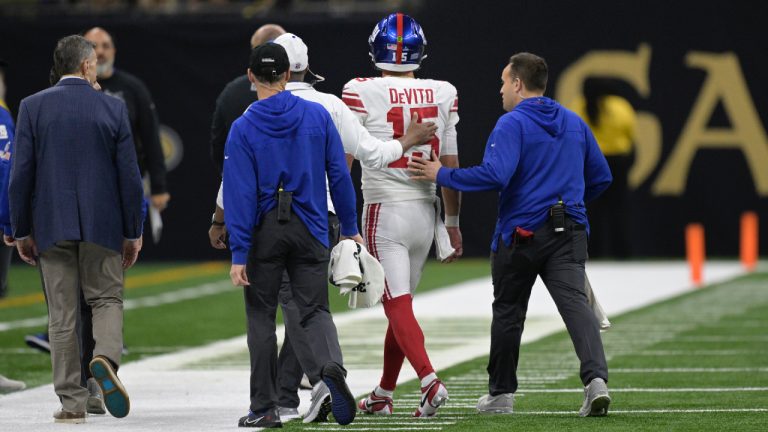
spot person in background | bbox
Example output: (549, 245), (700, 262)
(572, 78), (637, 258)
(0, 58), (15, 298)
(409, 52), (612, 417)
(83, 27), (170, 212)
(9, 35), (145, 423)
(211, 32), (437, 423)
(210, 23), (286, 173)
(224, 42), (360, 428)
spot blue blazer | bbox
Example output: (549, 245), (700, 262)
(9, 78), (144, 254)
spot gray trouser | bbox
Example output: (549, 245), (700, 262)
(276, 270), (321, 408)
(488, 217), (608, 395)
(245, 210), (344, 413)
(39, 241), (124, 412)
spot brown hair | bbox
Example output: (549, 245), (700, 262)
(508, 52), (548, 92)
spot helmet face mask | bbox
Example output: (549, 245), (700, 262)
(369, 13), (427, 72)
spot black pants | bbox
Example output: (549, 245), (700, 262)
(245, 209), (344, 413)
(488, 217), (608, 395)
(275, 213), (339, 408)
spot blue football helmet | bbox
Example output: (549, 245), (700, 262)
(369, 13), (427, 72)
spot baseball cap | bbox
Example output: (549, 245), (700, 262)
(273, 33), (325, 84)
(274, 33), (308, 72)
(249, 42), (289, 79)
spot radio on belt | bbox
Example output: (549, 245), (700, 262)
(277, 182), (292, 223)
(550, 197), (565, 233)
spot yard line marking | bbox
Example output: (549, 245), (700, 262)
(612, 367), (768, 373)
(303, 428), (446, 431)
(320, 422), (457, 425)
(513, 408), (768, 415)
(0, 280), (236, 331)
(512, 387), (768, 393)
(0, 261), (228, 309)
(622, 350), (764, 356)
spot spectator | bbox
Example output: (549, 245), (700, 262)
(84, 27), (170, 213)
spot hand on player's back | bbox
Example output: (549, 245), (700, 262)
(399, 113), (438, 152)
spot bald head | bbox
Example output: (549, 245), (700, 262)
(250, 24), (286, 48)
(83, 27), (116, 79)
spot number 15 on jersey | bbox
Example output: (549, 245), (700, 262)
(386, 106), (440, 168)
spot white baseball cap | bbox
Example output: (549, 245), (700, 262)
(274, 32), (324, 83)
(274, 33), (308, 72)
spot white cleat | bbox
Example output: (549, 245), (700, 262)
(413, 379), (448, 418)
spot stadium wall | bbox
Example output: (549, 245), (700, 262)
(0, 0), (766, 259)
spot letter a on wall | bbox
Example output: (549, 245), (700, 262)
(653, 52), (768, 196)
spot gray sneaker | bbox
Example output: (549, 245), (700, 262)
(277, 406), (300, 421)
(0, 374), (26, 393)
(579, 378), (611, 417)
(86, 377), (106, 415)
(476, 393), (514, 414)
(302, 381), (331, 423)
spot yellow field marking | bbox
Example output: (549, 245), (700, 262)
(0, 261), (228, 309)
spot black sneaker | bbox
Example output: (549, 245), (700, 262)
(238, 407), (282, 428)
(321, 363), (356, 425)
(25, 332), (51, 353)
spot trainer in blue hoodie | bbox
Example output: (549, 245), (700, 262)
(223, 43), (359, 428)
(410, 53), (613, 417)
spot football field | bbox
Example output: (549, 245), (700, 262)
(1, 260), (766, 431)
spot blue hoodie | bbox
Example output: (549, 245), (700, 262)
(436, 97), (612, 252)
(224, 91), (358, 265)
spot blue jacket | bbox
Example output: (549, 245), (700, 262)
(9, 78), (145, 253)
(224, 90), (358, 265)
(437, 97), (612, 251)
(0, 101), (15, 237)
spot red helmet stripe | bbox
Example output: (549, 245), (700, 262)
(395, 13), (404, 64)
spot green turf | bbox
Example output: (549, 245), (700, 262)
(284, 272), (768, 431)
(0, 258), (490, 388)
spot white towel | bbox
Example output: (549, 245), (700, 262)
(433, 197), (455, 262)
(329, 239), (363, 293)
(329, 240), (385, 308)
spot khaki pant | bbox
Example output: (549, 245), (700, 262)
(39, 241), (123, 412)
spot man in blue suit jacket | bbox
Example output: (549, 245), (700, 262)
(9, 35), (144, 424)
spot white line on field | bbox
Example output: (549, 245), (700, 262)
(303, 428), (446, 431)
(0, 281), (235, 332)
(611, 367), (768, 373)
(513, 408), (768, 415)
(513, 387), (768, 393)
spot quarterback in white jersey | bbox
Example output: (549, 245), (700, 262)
(346, 13), (461, 419)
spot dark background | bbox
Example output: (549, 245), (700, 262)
(1, 0), (766, 260)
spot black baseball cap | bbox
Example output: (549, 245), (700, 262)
(249, 43), (289, 79)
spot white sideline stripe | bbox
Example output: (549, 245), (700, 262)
(0, 281), (234, 332)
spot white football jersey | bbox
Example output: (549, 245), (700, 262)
(343, 76), (459, 203)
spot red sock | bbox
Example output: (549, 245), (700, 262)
(382, 295), (435, 383)
(379, 323), (405, 391)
